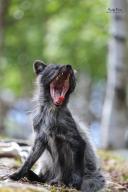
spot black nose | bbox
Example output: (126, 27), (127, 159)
(66, 64), (72, 70)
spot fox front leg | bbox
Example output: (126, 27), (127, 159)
(9, 133), (47, 181)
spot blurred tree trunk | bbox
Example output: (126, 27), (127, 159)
(101, 0), (128, 149)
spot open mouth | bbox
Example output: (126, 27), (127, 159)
(50, 70), (70, 106)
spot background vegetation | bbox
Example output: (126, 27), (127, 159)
(0, 0), (109, 96)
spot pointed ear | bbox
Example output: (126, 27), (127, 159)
(33, 60), (46, 75)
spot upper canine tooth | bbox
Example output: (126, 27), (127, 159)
(61, 72), (63, 75)
(56, 76), (59, 80)
(67, 74), (70, 79)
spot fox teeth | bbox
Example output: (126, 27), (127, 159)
(66, 74), (70, 81)
(67, 74), (70, 79)
(56, 76), (59, 80)
(61, 72), (63, 76)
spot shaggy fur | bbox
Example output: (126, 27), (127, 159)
(10, 60), (105, 191)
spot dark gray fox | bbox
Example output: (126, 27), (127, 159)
(10, 60), (105, 192)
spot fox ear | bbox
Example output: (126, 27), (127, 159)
(33, 60), (46, 75)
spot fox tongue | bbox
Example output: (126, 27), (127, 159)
(53, 89), (65, 105)
(54, 96), (65, 105)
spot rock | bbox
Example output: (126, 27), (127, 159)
(0, 182), (49, 192)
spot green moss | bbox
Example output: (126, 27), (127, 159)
(50, 186), (78, 192)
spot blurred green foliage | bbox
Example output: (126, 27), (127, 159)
(0, 0), (109, 96)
